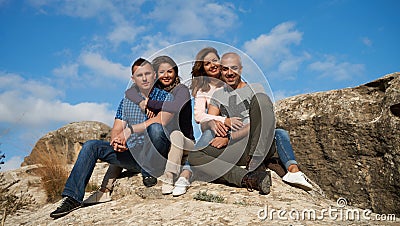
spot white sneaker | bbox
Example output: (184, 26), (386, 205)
(282, 171), (313, 191)
(172, 177), (190, 197)
(162, 181), (174, 195)
(82, 190), (112, 205)
(161, 174), (174, 195)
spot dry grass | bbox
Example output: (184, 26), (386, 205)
(0, 149), (35, 224)
(85, 181), (99, 193)
(0, 174), (35, 225)
(31, 149), (69, 203)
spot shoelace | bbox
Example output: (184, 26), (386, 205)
(302, 174), (326, 197)
(245, 185), (254, 192)
(302, 173), (316, 188)
(243, 176), (255, 192)
(57, 197), (69, 208)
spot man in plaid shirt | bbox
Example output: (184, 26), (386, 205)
(51, 58), (172, 219)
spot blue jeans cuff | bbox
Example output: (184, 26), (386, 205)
(284, 160), (298, 170)
(182, 163), (192, 173)
(61, 191), (82, 203)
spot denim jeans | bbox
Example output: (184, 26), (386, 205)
(62, 140), (141, 202)
(194, 129), (214, 150)
(274, 128), (298, 170)
(133, 123), (171, 178)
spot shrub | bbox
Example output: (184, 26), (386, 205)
(193, 190), (225, 203)
(31, 149), (69, 203)
(0, 173), (35, 224)
(0, 151), (4, 167)
(85, 181), (99, 193)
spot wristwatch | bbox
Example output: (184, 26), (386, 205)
(226, 130), (231, 140)
(128, 124), (134, 134)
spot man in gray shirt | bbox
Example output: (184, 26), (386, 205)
(189, 52), (276, 194)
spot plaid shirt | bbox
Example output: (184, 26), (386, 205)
(122, 87), (172, 148)
(115, 99), (124, 120)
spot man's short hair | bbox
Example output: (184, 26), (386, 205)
(131, 58), (151, 74)
(221, 52), (242, 67)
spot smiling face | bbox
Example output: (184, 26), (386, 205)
(157, 62), (176, 87)
(203, 52), (220, 79)
(220, 53), (243, 89)
(131, 63), (156, 93)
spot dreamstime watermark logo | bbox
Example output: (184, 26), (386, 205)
(257, 197), (396, 222)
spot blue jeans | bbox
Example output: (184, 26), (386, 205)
(194, 129), (214, 150)
(62, 140), (141, 202)
(134, 123), (171, 178)
(275, 128), (298, 170)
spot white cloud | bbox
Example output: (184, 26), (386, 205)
(276, 51), (311, 79)
(29, 0), (113, 18)
(243, 22), (304, 69)
(131, 34), (176, 60)
(242, 22), (311, 82)
(79, 1), (147, 47)
(107, 24), (146, 46)
(28, 1), (237, 46)
(0, 72), (114, 127)
(48, 101), (113, 125)
(28, 0), (146, 46)
(361, 37), (372, 47)
(0, 72), (63, 100)
(272, 89), (301, 101)
(149, 0), (238, 37)
(79, 52), (130, 80)
(53, 63), (79, 78)
(0, 155), (22, 172)
(308, 56), (365, 81)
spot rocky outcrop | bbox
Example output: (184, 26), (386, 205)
(22, 121), (111, 166)
(6, 163), (399, 225)
(275, 72), (400, 215)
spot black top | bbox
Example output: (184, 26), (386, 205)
(125, 83), (195, 141)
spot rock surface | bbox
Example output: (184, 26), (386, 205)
(22, 121), (111, 166)
(275, 72), (400, 215)
(4, 163), (398, 225)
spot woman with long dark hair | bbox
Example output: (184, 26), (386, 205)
(126, 55), (195, 196)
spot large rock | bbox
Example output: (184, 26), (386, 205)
(22, 121), (111, 166)
(7, 165), (398, 225)
(275, 72), (400, 214)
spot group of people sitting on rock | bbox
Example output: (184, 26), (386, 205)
(50, 47), (313, 219)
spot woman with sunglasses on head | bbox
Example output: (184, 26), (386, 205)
(190, 47), (243, 149)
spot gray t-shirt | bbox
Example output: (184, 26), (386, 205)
(210, 83), (265, 124)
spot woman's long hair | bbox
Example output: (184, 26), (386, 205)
(190, 47), (223, 97)
(152, 55), (181, 92)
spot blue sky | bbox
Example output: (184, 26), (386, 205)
(0, 0), (399, 171)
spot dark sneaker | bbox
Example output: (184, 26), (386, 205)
(241, 170), (272, 195)
(143, 176), (157, 187)
(50, 196), (81, 219)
